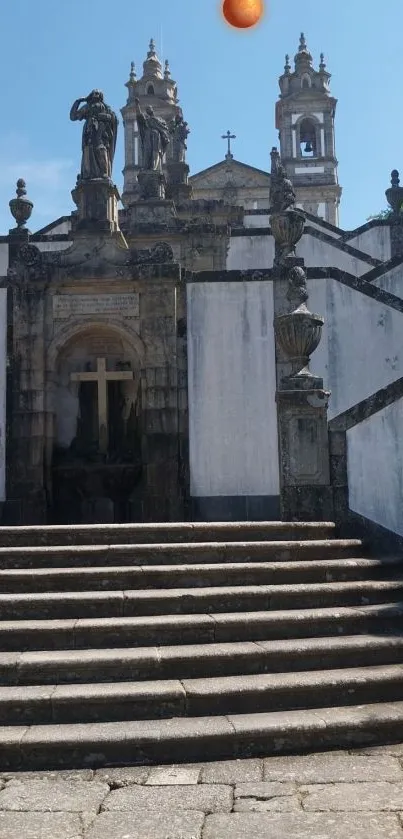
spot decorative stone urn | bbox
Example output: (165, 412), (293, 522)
(274, 303), (324, 379)
(9, 179), (33, 230)
(386, 169), (403, 215)
(270, 209), (305, 260)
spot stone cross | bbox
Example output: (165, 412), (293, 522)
(71, 358), (134, 454)
(222, 130), (236, 160)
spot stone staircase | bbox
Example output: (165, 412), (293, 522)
(0, 520), (403, 770)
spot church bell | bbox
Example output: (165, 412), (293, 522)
(304, 141), (313, 153)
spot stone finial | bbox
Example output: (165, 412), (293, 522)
(386, 168), (403, 214)
(284, 54), (291, 74)
(125, 62), (137, 101)
(164, 59), (171, 79)
(295, 32), (313, 67)
(143, 37), (162, 79)
(319, 52), (326, 71)
(15, 179), (26, 198)
(269, 147), (296, 213)
(286, 265), (309, 307)
(9, 178), (33, 230)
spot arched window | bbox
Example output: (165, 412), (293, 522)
(301, 74), (311, 89)
(147, 84), (155, 95)
(298, 118), (317, 157)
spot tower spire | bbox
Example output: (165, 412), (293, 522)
(295, 32), (313, 69)
(142, 36), (162, 79)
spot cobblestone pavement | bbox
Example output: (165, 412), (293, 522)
(2, 745), (403, 838)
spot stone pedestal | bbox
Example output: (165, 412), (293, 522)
(166, 162), (192, 201)
(276, 376), (333, 521)
(137, 170), (166, 201)
(127, 199), (177, 234)
(71, 178), (120, 234)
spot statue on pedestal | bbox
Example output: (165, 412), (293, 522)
(70, 90), (118, 180)
(169, 112), (190, 163)
(134, 98), (170, 171)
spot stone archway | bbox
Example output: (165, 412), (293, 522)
(49, 324), (144, 524)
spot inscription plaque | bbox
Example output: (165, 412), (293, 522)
(53, 293), (139, 319)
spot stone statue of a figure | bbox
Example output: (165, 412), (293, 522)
(134, 99), (170, 171)
(169, 112), (190, 163)
(70, 90), (118, 180)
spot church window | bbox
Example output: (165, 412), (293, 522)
(147, 84), (155, 95)
(298, 118), (317, 157)
(301, 74), (311, 89)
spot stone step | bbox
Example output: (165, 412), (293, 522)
(0, 521), (336, 547)
(1, 663), (403, 725)
(0, 602), (402, 652)
(0, 557), (397, 593)
(2, 634), (403, 686)
(0, 580), (401, 621)
(0, 539), (365, 569)
(3, 699), (403, 770)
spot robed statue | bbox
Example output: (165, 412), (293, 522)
(169, 112), (190, 163)
(70, 90), (118, 180)
(134, 99), (170, 172)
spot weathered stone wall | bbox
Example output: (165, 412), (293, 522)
(347, 398), (403, 537)
(308, 277), (403, 419)
(0, 244), (8, 277)
(227, 229), (377, 277)
(187, 278), (280, 520)
(345, 224), (391, 262)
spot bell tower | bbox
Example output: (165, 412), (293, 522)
(121, 39), (187, 206)
(275, 34), (342, 226)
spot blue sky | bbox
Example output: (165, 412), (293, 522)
(0, 0), (400, 232)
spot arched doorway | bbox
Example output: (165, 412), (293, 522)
(50, 325), (143, 524)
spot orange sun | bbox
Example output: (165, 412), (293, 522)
(222, 0), (264, 29)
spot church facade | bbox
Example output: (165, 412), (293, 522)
(0, 35), (402, 551)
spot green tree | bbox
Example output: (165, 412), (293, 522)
(366, 209), (394, 221)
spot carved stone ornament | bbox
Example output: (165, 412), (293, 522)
(269, 147), (305, 262)
(275, 304), (324, 379)
(286, 265), (309, 307)
(386, 169), (403, 215)
(9, 179), (33, 229)
(270, 210), (305, 261)
(19, 244), (43, 266)
(269, 147), (296, 213)
(131, 241), (174, 265)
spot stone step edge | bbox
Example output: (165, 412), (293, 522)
(3, 633), (403, 684)
(0, 602), (402, 649)
(2, 578), (402, 603)
(2, 660), (403, 703)
(4, 700), (403, 770)
(0, 538), (363, 557)
(0, 520), (336, 536)
(0, 556), (397, 580)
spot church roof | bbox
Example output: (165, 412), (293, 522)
(190, 158), (270, 187)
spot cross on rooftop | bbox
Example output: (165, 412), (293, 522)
(222, 130), (236, 160)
